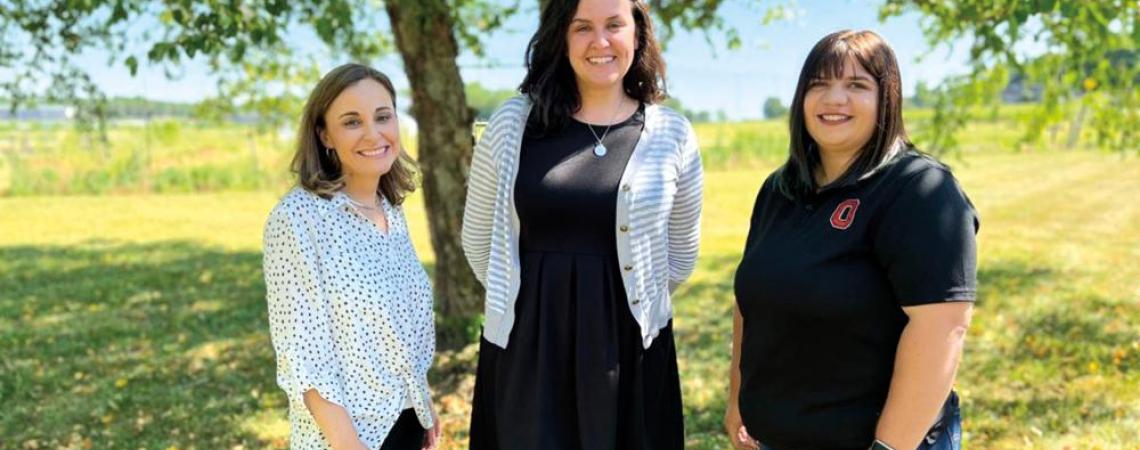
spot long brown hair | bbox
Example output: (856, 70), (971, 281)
(778, 29), (912, 200)
(291, 63), (418, 205)
(520, 0), (667, 135)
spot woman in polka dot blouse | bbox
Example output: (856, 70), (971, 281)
(263, 63), (440, 450)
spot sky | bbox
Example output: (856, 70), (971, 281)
(73, 0), (977, 120)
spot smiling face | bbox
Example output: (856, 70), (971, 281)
(318, 78), (400, 181)
(566, 0), (637, 94)
(803, 58), (879, 156)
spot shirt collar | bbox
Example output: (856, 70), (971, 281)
(320, 190), (355, 217)
(322, 189), (393, 217)
(814, 138), (908, 197)
(858, 138), (907, 181)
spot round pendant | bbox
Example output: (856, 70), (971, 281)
(593, 143), (607, 157)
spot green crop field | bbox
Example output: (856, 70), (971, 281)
(2, 112), (1139, 449)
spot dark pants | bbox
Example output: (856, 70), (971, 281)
(379, 409), (426, 450)
(760, 392), (962, 450)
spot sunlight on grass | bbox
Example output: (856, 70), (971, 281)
(238, 409), (290, 449)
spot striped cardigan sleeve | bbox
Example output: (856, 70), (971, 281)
(667, 120), (703, 292)
(461, 112), (501, 286)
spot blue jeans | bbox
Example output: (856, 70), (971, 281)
(918, 391), (962, 450)
(759, 391), (962, 450)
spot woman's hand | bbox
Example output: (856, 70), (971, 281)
(421, 405), (442, 450)
(303, 389), (368, 450)
(724, 401), (759, 450)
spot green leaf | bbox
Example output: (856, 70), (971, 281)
(110, 1), (128, 23)
(125, 56), (138, 76)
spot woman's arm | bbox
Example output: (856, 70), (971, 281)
(874, 302), (972, 449)
(724, 304), (758, 450)
(304, 390), (369, 450)
(666, 121), (703, 291)
(870, 165), (979, 449)
(461, 113), (504, 286)
(264, 204), (361, 449)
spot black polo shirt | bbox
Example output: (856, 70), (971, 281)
(733, 149), (979, 450)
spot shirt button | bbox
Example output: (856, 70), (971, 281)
(621, 184), (631, 192)
(623, 265), (633, 271)
(631, 298), (640, 305)
(619, 225), (629, 232)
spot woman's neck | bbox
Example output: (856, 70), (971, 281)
(342, 173), (381, 204)
(815, 145), (861, 187)
(576, 84), (632, 124)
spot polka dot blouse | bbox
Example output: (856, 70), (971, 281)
(263, 187), (434, 449)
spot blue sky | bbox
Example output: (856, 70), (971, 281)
(77, 0), (975, 120)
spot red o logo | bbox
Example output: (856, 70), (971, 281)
(830, 199), (860, 230)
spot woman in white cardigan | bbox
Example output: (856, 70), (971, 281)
(461, 1), (702, 449)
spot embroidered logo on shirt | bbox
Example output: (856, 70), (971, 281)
(830, 198), (860, 230)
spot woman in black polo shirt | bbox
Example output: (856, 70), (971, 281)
(726, 30), (978, 450)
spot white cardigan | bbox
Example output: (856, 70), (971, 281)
(461, 96), (703, 349)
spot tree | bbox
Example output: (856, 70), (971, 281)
(1, 0), (485, 346)
(882, 0), (1138, 153)
(384, 0), (488, 343)
(762, 96), (787, 119)
(0, 0), (773, 345)
(661, 95), (710, 123)
(908, 80), (939, 108)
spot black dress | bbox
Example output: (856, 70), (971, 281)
(469, 106), (685, 450)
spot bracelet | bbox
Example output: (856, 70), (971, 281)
(869, 439), (896, 450)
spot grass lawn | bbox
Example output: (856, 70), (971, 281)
(2, 149), (1139, 449)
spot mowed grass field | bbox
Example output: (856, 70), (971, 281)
(3, 131), (1140, 447)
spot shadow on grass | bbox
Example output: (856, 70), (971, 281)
(6, 241), (1125, 449)
(966, 394), (1125, 442)
(963, 260), (1140, 445)
(976, 259), (1056, 308)
(671, 253), (742, 448)
(0, 241), (282, 448)
(0, 240), (453, 449)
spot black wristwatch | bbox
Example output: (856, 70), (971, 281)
(868, 439), (896, 450)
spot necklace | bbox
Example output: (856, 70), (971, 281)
(346, 193), (390, 234)
(584, 96), (627, 157)
(346, 195), (382, 212)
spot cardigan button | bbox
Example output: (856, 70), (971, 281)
(623, 265), (633, 271)
(621, 184), (631, 192)
(631, 298), (640, 305)
(619, 224), (629, 232)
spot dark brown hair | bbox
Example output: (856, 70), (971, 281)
(519, 0), (666, 135)
(778, 29), (912, 200)
(291, 63), (417, 205)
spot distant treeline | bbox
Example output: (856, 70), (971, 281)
(0, 97), (197, 121)
(104, 96), (197, 118)
(1, 70), (1064, 125)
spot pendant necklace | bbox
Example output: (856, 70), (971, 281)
(585, 96), (626, 157)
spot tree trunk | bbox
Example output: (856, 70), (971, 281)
(385, 0), (484, 348)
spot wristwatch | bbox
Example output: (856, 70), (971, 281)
(869, 439), (896, 450)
